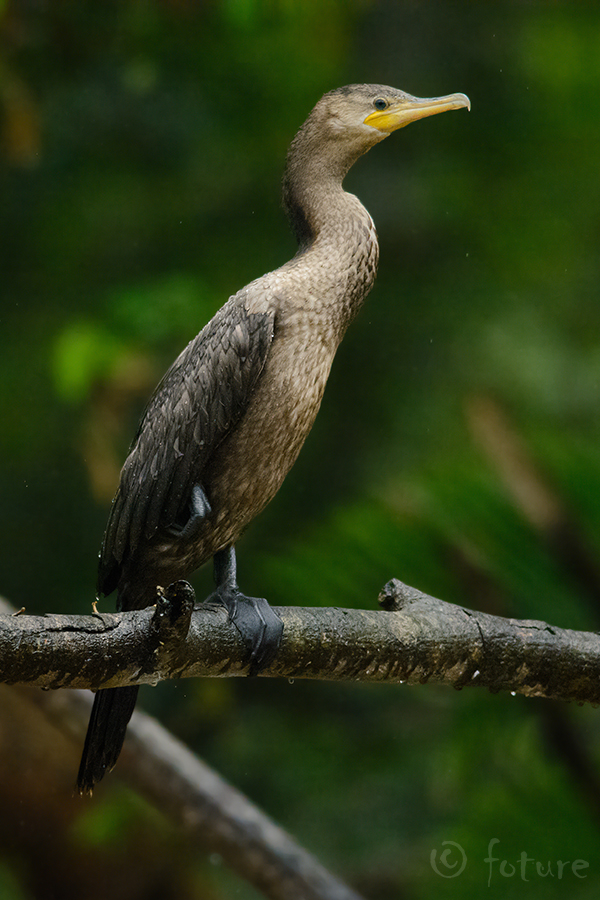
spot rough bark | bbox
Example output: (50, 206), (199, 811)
(2, 580), (600, 705)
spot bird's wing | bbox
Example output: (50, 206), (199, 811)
(98, 295), (275, 595)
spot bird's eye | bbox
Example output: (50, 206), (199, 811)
(373, 98), (388, 111)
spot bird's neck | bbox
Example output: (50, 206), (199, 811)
(283, 146), (358, 245)
(282, 157), (379, 329)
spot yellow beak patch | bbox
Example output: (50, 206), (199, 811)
(364, 92), (470, 133)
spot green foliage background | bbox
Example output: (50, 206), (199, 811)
(2, 1), (600, 897)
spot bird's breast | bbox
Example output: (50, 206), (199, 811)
(146, 204), (378, 573)
(203, 313), (337, 547)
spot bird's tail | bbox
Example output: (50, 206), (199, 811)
(77, 685), (139, 795)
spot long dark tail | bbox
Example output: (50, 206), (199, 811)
(77, 685), (139, 795)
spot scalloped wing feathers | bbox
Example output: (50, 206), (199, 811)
(98, 298), (275, 596)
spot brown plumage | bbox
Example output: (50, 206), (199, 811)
(78, 83), (470, 793)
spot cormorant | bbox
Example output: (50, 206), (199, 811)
(77, 83), (470, 794)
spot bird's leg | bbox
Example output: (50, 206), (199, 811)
(167, 484), (212, 541)
(209, 546), (283, 675)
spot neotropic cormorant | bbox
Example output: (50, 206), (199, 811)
(78, 84), (470, 794)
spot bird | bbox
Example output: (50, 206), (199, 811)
(77, 83), (470, 794)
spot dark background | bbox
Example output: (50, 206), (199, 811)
(2, 1), (600, 897)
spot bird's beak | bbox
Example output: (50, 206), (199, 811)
(364, 92), (471, 133)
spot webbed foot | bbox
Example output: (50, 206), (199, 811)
(167, 485), (211, 541)
(209, 546), (283, 675)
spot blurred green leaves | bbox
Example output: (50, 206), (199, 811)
(53, 320), (124, 403)
(52, 274), (211, 402)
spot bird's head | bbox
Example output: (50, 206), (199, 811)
(283, 83), (470, 246)
(292, 84), (470, 177)
(321, 83), (470, 147)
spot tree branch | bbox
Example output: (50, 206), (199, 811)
(1, 592), (366, 900)
(2, 579), (600, 704)
(31, 687), (364, 900)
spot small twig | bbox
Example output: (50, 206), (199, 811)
(150, 581), (195, 645)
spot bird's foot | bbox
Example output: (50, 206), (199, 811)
(167, 485), (212, 541)
(209, 585), (283, 675)
(209, 545), (283, 674)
